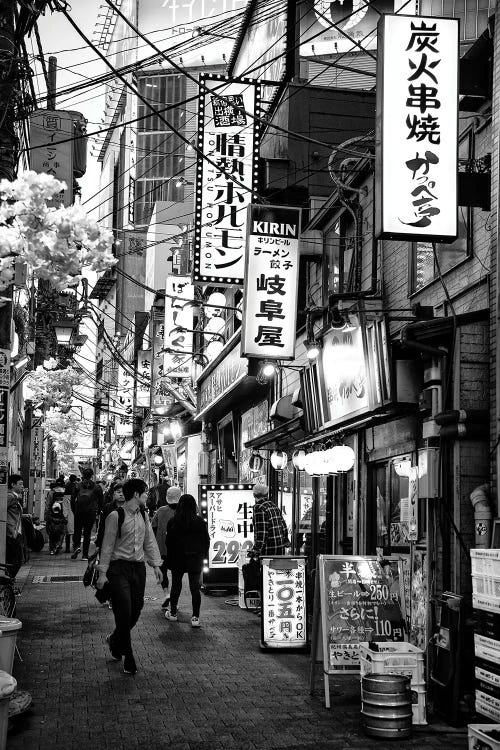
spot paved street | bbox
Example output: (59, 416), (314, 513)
(6, 550), (469, 750)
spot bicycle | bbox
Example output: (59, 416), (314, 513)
(0, 563), (17, 618)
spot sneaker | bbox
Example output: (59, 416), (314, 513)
(71, 548), (81, 560)
(81, 556), (89, 561)
(123, 653), (137, 675)
(161, 596), (170, 610)
(165, 610), (177, 622)
(106, 634), (121, 661)
(50, 551), (54, 555)
(191, 616), (201, 628)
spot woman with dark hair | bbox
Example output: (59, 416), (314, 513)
(165, 494), (210, 628)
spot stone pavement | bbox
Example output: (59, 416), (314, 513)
(5, 550), (469, 750)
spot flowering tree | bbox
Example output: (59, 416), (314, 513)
(0, 171), (114, 291)
(25, 358), (83, 409)
(44, 409), (80, 473)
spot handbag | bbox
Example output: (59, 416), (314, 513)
(82, 551), (99, 588)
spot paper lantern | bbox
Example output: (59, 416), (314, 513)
(270, 450), (288, 470)
(292, 449), (306, 471)
(304, 451), (320, 475)
(249, 451), (264, 473)
(204, 316), (225, 334)
(205, 340), (224, 361)
(330, 445), (355, 472)
(205, 292), (226, 318)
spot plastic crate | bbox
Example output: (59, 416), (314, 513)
(475, 634), (500, 663)
(473, 575), (500, 598)
(359, 642), (425, 685)
(476, 690), (500, 722)
(411, 682), (427, 725)
(471, 550), (500, 578)
(468, 724), (500, 750)
(474, 594), (500, 616)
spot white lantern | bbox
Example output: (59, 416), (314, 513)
(313, 450), (328, 475)
(270, 450), (288, 470)
(205, 340), (224, 361)
(323, 448), (338, 474)
(331, 445), (355, 472)
(205, 292), (226, 318)
(204, 316), (225, 334)
(304, 451), (320, 475)
(292, 449), (306, 471)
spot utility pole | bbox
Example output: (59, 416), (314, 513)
(0, 0), (19, 565)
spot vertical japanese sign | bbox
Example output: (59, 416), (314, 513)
(261, 557), (308, 649)
(0, 349), (10, 565)
(199, 484), (255, 569)
(29, 110), (74, 206)
(151, 318), (174, 415)
(136, 350), (152, 408)
(375, 15), (459, 241)
(164, 275), (194, 379)
(115, 364), (133, 437)
(193, 74), (261, 285)
(242, 205), (301, 360)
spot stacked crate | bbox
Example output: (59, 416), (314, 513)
(359, 642), (427, 725)
(472, 550), (500, 723)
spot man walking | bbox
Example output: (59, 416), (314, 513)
(151, 485), (181, 609)
(252, 483), (289, 556)
(71, 468), (103, 560)
(96, 478), (162, 675)
(6, 474), (24, 578)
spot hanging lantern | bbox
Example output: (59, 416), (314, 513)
(292, 449), (306, 471)
(330, 445), (355, 472)
(249, 450), (264, 473)
(205, 340), (224, 361)
(323, 448), (338, 474)
(313, 450), (328, 475)
(205, 292), (226, 318)
(204, 316), (225, 334)
(304, 451), (320, 476)
(270, 450), (288, 470)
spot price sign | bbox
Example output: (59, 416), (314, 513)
(199, 484), (255, 571)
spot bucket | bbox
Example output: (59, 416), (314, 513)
(361, 673), (412, 740)
(0, 618), (22, 674)
(0, 671), (16, 750)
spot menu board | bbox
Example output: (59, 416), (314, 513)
(199, 484), (255, 570)
(260, 556), (307, 650)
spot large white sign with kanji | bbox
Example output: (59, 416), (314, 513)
(261, 557), (307, 648)
(164, 276), (194, 379)
(193, 75), (261, 286)
(199, 485), (255, 570)
(241, 205), (300, 360)
(115, 364), (133, 437)
(375, 15), (459, 241)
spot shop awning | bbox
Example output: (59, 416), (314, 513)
(245, 416), (307, 451)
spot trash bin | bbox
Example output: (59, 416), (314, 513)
(0, 618), (22, 673)
(361, 673), (412, 740)
(0, 671), (16, 750)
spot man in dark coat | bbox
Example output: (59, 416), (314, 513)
(71, 468), (103, 560)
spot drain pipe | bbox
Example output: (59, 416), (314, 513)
(470, 484), (492, 548)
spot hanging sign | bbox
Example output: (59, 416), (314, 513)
(241, 204), (301, 360)
(115, 364), (133, 437)
(136, 349), (152, 408)
(310, 555), (406, 707)
(29, 110), (74, 206)
(164, 275), (194, 379)
(193, 74), (261, 286)
(375, 14), (459, 241)
(261, 556), (308, 649)
(151, 317), (174, 415)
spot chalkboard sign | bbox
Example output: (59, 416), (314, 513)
(310, 555), (406, 708)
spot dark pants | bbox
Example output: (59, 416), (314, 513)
(73, 511), (96, 557)
(48, 531), (64, 553)
(160, 557), (169, 590)
(107, 560), (146, 657)
(5, 536), (23, 578)
(170, 570), (201, 617)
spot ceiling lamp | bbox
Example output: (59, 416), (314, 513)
(270, 450), (288, 470)
(205, 292), (226, 318)
(330, 445), (355, 472)
(292, 449), (306, 471)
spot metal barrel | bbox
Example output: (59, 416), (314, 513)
(361, 674), (413, 740)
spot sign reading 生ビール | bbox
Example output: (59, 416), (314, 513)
(200, 484), (255, 570)
(193, 75), (261, 286)
(241, 205), (300, 360)
(375, 15), (459, 241)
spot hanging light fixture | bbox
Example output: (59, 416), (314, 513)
(330, 445), (355, 472)
(205, 292), (226, 318)
(205, 340), (224, 361)
(305, 339), (322, 360)
(248, 450), (264, 473)
(292, 449), (306, 471)
(270, 450), (288, 470)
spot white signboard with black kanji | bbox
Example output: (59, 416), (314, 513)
(261, 556), (308, 649)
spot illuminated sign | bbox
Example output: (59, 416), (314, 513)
(164, 275), (194, 379)
(261, 556), (308, 649)
(151, 317), (174, 415)
(375, 14), (459, 241)
(241, 205), (300, 360)
(199, 484), (255, 570)
(115, 364), (134, 436)
(136, 349), (152, 408)
(193, 74), (261, 285)
(196, 339), (248, 418)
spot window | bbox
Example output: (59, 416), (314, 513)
(326, 211), (361, 295)
(419, 0), (494, 41)
(411, 131), (473, 292)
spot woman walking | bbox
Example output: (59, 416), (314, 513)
(165, 494), (210, 628)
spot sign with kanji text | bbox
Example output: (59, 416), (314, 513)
(136, 349), (152, 407)
(115, 364), (133, 437)
(261, 556), (308, 649)
(193, 75), (261, 285)
(30, 110), (74, 206)
(375, 15), (459, 241)
(199, 484), (255, 570)
(164, 275), (194, 379)
(241, 205), (300, 360)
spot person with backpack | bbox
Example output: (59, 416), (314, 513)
(151, 485), (181, 609)
(71, 468), (103, 560)
(96, 478), (162, 676)
(95, 480), (125, 552)
(46, 501), (67, 555)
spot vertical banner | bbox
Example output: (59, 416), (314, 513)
(116, 365), (134, 437)
(151, 318), (174, 416)
(29, 110), (74, 206)
(193, 74), (261, 285)
(261, 556), (308, 649)
(136, 349), (152, 407)
(0, 349), (10, 566)
(241, 204), (301, 359)
(164, 275), (194, 379)
(375, 15), (459, 241)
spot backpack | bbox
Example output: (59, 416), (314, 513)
(116, 506), (146, 538)
(75, 483), (97, 514)
(22, 515), (45, 553)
